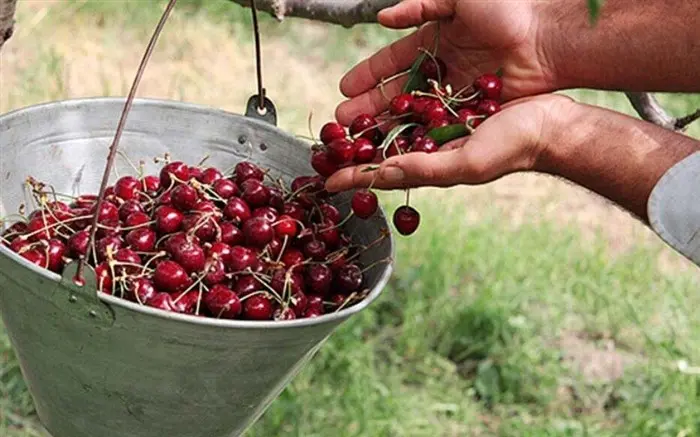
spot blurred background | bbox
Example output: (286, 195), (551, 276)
(1, 1), (700, 436)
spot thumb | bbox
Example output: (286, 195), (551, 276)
(378, 0), (456, 29)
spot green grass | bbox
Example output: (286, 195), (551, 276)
(2, 193), (700, 436)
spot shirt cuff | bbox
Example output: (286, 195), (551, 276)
(647, 151), (700, 266)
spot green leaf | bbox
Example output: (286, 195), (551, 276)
(587, 0), (604, 24)
(427, 124), (469, 145)
(379, 123), (419, 150)
(403, 53), (429, 94)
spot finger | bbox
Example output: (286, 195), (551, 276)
(335, 76), (407, 126)
(378, 0), (457, 29)
(325, 147), (471, 192)
(339, 29), (424, 99)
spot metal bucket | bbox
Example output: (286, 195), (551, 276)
(0, 97), (393, 437)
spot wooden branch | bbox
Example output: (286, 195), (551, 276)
(227, 0), (400, 27)
(0, 0), (17, 50)
(625, 92), (700, 132)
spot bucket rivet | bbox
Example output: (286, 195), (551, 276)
(69, 295), (77, 303)
(89, 310), (97, 318)
(238, 135), (247, 144)
(259, 143), (268, 151)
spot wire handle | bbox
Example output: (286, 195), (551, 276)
(244, 0), (278, 126)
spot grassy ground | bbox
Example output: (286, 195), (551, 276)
(1, 1), (700, 436)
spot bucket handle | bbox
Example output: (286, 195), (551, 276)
(56, 261), (116, 328)
(242, 0), (278, 127)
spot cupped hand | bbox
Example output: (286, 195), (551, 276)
(325, 94), (575, 192)
(335, 0), (557, 125)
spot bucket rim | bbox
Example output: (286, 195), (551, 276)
(0, 97), (395, 329)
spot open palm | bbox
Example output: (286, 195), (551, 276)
(335, 0), (556, 125)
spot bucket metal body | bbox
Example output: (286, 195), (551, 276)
(0, 98), (393, 437)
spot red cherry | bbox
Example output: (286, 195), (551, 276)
(91, 201), (120, 227)
(68, 230), (90, 258)
(44, 239), (66, 273)
(228, 246), (257, 272)
(267, 186), (285, 211)
(320, 122), (347, 145)
(393, 205), (420, 236)
(241, 179), (270, 207)
(118, 200), (144, 222)
(274, 215), (298, 238)
(318, 203), (341, 225)
(182, 213), (218, 243)
(114, 176), (141, 201)
(198, 167), (223, 185)
(126, 228), (156, 252)
(124, 212), (151, 228)
(311, 150), (339, 177)
(349, 114), (379, 140)
(207, 242), (233, 265)
(243, 294), (274, 320)
(303, 240), (327, 261)
(213, 179), (238, 199)
(282, 202), (306, 222)
(26, 215), (57, 240)
(114, 248), (142, 275)
(389, 93), (414, 115)
(94, 262), (114, 294)
(281, 248), (305, 270)
(188, 166), (204, 182)
(154, 206), (184, 234)
(154, 260), (192, 293)
(234, 162), (264, 185)
(412, 137), (439, 154)
(476, 100), (501, 116)
(385, 137), (410, 158)
(351, 190), (379, 219)
(223, 197), (252, 223)
(203, 258), (227, 286)
(171, 184), (199, 212)
(252, 206), (279, 224)
(457, 108), (482, 127)
(242, 217), (274, 247)
(233, 275), (263, 297)
(428, 118), (450, 130)
(473, 73), (503, 101)
(219, 222), (243, 246)
(353, 138), (377, 164)
(327, 138), (356, 166)
(141, 175), (161, 196)
(126, 277), (156, 304)
(307, 264), (333, 295)
(160, 161), (191, 187)
(205, 285), (242, 319)
(147, 292), (176, 311)
(423, 102), (448, 124)
(96, 235), (123, 262)
(157, 190), (173, 206)
(270, 269), (305, 294)
(169, 237), (206, 273)
(21, 248), (47, 269)
(336, 263), (363, 293)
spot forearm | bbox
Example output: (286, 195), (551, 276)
(542, 0), (700, 93)
(537, 103), (700, 224)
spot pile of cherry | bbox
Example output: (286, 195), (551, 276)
(1, 160), (387, 321)
(309, 55), (503, 236)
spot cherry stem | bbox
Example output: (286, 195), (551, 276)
(360, 257), (392, 274)
(333, 291), (358, 313)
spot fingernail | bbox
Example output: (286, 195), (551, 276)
(382, 166), (405, 183)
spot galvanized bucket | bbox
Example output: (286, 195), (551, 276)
(0, 97), (393, 437)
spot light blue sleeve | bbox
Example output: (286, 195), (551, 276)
(647, 151), (700, 266)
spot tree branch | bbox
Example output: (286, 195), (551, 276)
(227, 0), (399, 27)
(625, 92), (700, 132)
(0, 0), (17, 50)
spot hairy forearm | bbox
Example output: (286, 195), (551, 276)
(543, 0), (700, 93)
(537, 103), (700, 223)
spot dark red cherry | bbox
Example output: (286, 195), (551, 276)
(311, 150), (339, 177)
(223, 197), (252, 223)
(243, 294), (274, 320)
(160, 161), (191, 187)
(320, 122), (347, 145)
(389, 93), (414, 115)
(327, 138), (356, 166)
(114, 176), (141, 201)
(473, 73), (503, 101)
(393, 205), (420, 236)
(476, 99), (501, 117)
(213, 179), (238, 200)
(205, 285), (242, 319)
(353, 138), (377, 164)
(351, 190), (379, 219)
(234, 162), (264, 185)
(154, 260), (192, 293)
(412, 137), (439, 154)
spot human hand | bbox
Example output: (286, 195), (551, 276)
(325, 94), (575, 192)
(335, 0), (558, 125)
